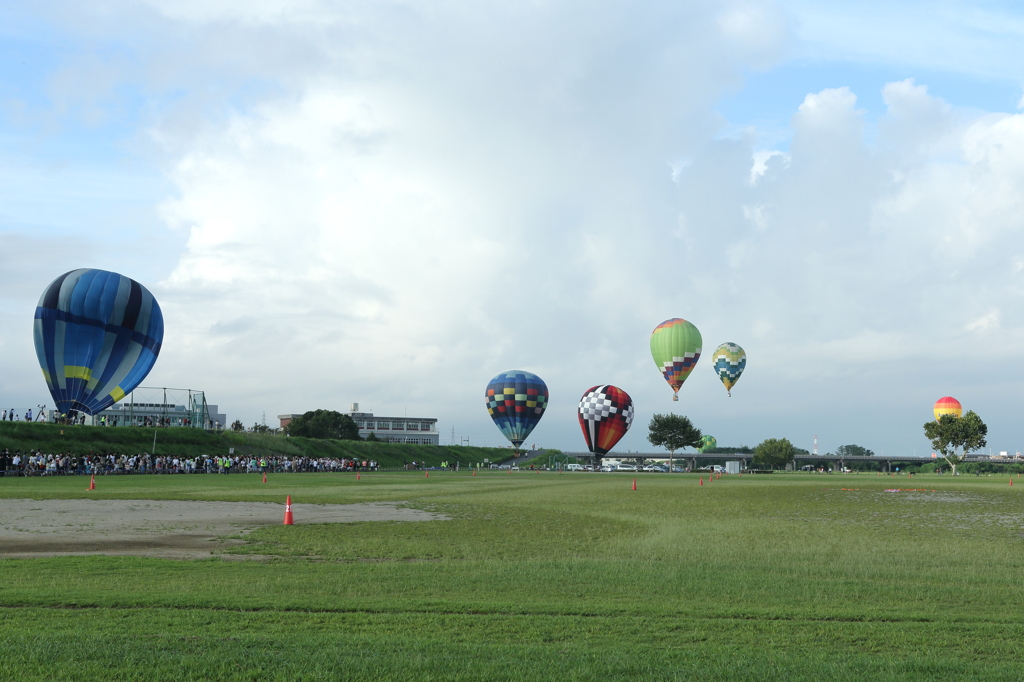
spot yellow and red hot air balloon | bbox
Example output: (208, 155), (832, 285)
(933, 396), (962, 421)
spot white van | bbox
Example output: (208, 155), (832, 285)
(565, 463), (586, 472)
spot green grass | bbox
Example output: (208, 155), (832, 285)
(0, 421), (514, 468)
(2, 471), (1024, 679)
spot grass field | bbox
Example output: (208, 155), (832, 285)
(2, 470), (1024, 680)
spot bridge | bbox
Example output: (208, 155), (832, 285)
(555, 451), (1003, 472)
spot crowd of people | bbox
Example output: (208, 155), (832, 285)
(0, 450), (379, 476)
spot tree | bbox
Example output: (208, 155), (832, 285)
(230, 420), (244, 432)
(924, 410), (987, 476)
(286, 410), (360, 440)
(754, 438), (795, 470)
(647, 414), (702, 472)
(364, 432), (381, 442)
(834, 444), (874, 458)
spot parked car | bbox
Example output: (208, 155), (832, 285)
(616, 463), (638, 472)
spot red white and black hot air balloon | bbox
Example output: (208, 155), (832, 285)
(578, 385), (635, 457)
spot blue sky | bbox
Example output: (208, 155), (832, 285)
(3, 0), (1024, 457)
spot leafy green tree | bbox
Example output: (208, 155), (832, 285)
(286, 410), (360, 440)
(754, 438), (795, 470)
(647, 414), (702, 472)
(364, 432), (381, 442)
(924, 410), (987, 476)
(834, 444), (874, 458)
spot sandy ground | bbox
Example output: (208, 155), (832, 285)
(0, 498), (446, 559)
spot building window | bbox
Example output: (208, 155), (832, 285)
(377, 421), (389, 430)
(392, 422), (404, 430)
(405, 422), (418, 431)
(421, 422), (432, 431)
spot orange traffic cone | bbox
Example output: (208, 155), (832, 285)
(425, 471), (429, 478)
(262, 471), (267, 483)
(283, 495), (294, 525)
(699, 476), (703, 486)
(472, 469), (476, 476)
(86, 474), (95, 491)
(1010, 478), (1013, 487)
(356, 472), (361, 480)
(632, 478), (637, 491)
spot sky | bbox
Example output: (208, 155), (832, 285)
(3, 0), (1024, 457)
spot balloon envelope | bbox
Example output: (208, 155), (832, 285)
(699, 435), (717, 453)
(934, 396), (962, 421)
(485, 370), (548, 449)
(578, 385), (634, 456)
(650, 318), (702, 401)
(34, 269), (164, 415)
(712, 342), (746, 396)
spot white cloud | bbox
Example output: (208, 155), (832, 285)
(129, 0), (795, 445)
(8, 1), (1024, 455)
(965, 310), (1000, 333)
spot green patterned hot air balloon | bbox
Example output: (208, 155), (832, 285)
(650, 318), (702, 401)
(711, 342), (746, 397)
(699, 435), (717, 453)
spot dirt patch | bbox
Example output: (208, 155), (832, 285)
(0, 499), (446, 560)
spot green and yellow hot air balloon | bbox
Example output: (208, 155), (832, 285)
(650, 318), (702, 401)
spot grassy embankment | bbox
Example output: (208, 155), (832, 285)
(2, 471), (1024, 680)
(0, 421), (515, 468)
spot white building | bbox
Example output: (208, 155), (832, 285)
(278, 403), (439, 444)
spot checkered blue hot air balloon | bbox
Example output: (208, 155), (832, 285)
(577, 385), (634, 457)
(484, 370), (548, 453)
(34, 269), (164, 416)
(711, 342), (746, 397)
